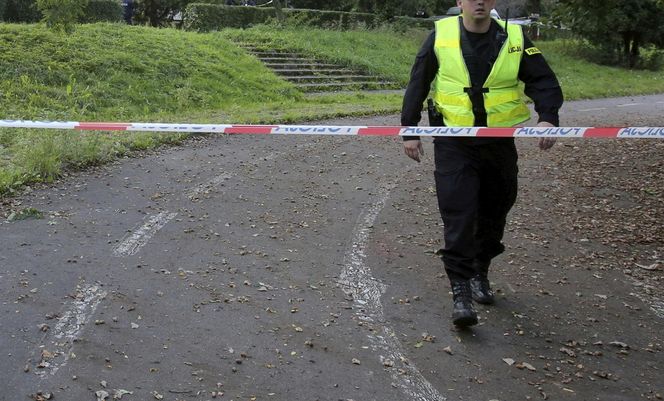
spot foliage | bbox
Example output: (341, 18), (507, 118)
(288, 0), (356, 11)
(554, 0), (664, 68)
(36, 0), (89, 31)
(2, 0), (42, 22)
(183, 3), (376, 31)
(220, 25), (421, 82)
(0, 23), (300, 121)
(389, 16), (435, 32)
(133, 0), (194, 26)
(1, 23), (664, 195)
(82, 0), (123, 23)
(2, 0), (120, 23)
(183, 3), (275, 30)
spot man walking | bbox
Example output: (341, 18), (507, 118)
(401, 0), (563, 327)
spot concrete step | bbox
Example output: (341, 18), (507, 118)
(249, 51), (305, 58)
(258, 57), (316, 63)
(284, 75), (380, 82)
(235, 41), (396, 92)
(274, 69), (356, 76)
(265, 63), (341, 69)
(293, 81), (397, 92)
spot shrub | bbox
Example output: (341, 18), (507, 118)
(3, 0), (42, 22)
(82, 0), (123, 23)
(37, 0), (89, 31)
(0, 0), (7, 21)
(183, 3), (377, 31)
(389, 15), (434, 32)
(183, 3), (272, 30)
(636, 45), (664, 71)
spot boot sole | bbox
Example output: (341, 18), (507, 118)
(452, 313), (478, 327)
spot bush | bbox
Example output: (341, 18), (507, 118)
(0, 0), (7, 21)
(3, 0), (42, 23)
(636, 45), (664, 71)
(183, 4), (273, 30)
(283, 8), (376, 29)
(389, 15), (434, 32)
(82, 0), (123, 23)
(183, 3), (377, 32)
(37, 0), (89, 31)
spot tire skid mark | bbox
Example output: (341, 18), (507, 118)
(112, 211), (178, 257)
(630, 278), (664, 319)
(339, 183), (446, 401)
(32, 282), (107, 378)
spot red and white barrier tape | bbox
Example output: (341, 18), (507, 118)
(1, 120), (663, 138)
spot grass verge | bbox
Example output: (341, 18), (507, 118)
(0, 23), (663, 196)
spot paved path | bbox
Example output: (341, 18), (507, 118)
(1, 95), (662, 401)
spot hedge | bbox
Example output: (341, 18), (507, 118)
(1, 0), (122, 23)
(81, 0), (124, 23)
(183, 3), (377, 32)
(390, 16), (435, 31)
(2, 0), (41, 23)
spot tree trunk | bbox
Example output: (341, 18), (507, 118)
(630, 34), (640, 68)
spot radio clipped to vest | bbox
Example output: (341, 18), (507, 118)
(427, 98), (445, 127)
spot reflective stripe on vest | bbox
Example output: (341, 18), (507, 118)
(431, 17), (531, 127)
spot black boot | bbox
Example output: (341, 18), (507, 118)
(470, 274), (495, 305)
(451, 280), (478, 327)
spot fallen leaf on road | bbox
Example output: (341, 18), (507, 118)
(609, 341), (629, 349)
(113, 389), (133, 399)
(560, 347), (576, 357)
(635, 262), (660, 271)
(516, 362), (537, 371)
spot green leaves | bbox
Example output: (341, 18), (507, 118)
(36, 0), (89, 32)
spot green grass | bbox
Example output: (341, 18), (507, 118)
(0, 23), (663, 196)
(538, 40), (664, 99)
(219, 25), (425, 83)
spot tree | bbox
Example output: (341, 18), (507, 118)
(556, 0), (664, 67)
(36, 0), (88, 31)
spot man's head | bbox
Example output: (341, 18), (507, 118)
(456, 0), (497, 22)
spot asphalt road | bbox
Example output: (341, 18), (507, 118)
(1, 94), (663, 401)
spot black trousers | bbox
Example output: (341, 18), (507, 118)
(433, 138), (518, 282)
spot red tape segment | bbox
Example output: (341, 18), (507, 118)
(0, 120), (663, 138)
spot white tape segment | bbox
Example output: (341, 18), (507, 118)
(0, 120), (663, 138)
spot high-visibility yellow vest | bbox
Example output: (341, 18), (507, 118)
(431, 17), (531, 127)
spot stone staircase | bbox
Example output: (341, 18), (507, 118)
(239, 44), (397, 92)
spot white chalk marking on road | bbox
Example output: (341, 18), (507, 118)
(113, 211), (178, 257)
(339, 184), (446, 401)
(36, 283), (107, 377)
(616, 103), (641, 107)
(578, 107), (607, 112)
(188, 172), (234, 198)
(630, 279), (664, 319)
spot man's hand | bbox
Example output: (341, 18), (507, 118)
(404, 140), (424, 162)
(537, 121), (557, 150)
